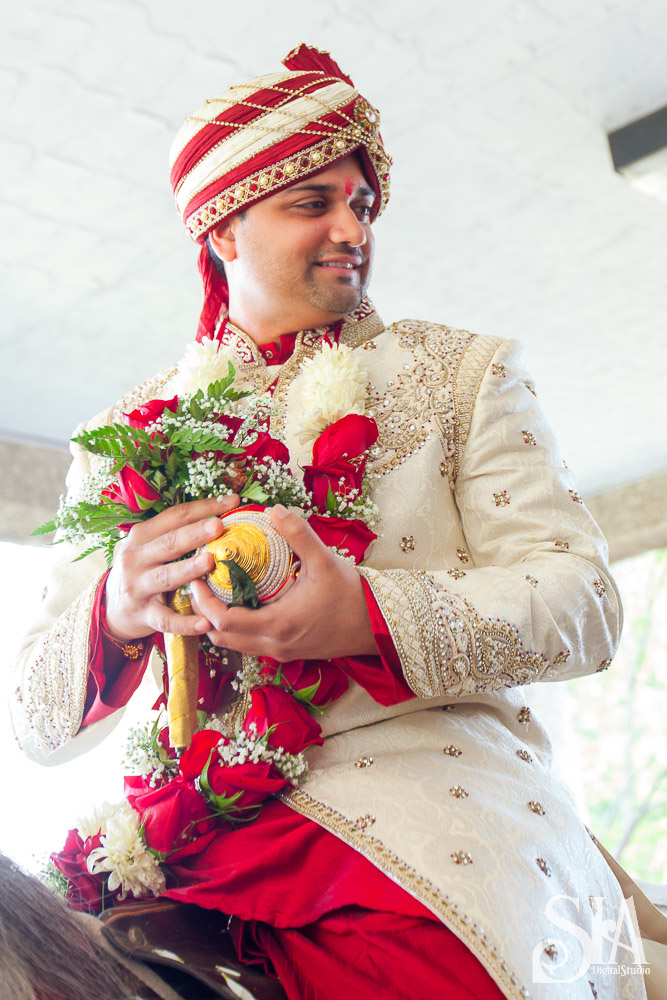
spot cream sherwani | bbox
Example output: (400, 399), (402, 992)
(10, 301), (647, 1000)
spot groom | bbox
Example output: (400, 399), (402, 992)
(12, 45), (630, 1000)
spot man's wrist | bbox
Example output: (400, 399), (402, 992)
(99, 621), (147, 660)
(101, 591), (154, 651)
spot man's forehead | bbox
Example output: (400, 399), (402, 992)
(276, 154), (375, 198)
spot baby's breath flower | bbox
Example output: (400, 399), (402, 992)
(39, 859), (70, 899)
(218, 724), (309, 785)
(230, 656), (265, 694)
(124, 720), (175, 786)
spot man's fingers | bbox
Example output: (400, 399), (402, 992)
(189, 579), (230, 626)
(190, 579), (288, 658)
(145, 600), (212, 637)
(140, 512), (225, 567)
(129, 495), (239, 546)
(142, 549), (214, 598)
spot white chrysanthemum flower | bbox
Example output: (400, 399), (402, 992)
(87, 802), (166, 900)
(76, 801), (119, 841)
(172, 337), (243, 396)
(296, 343), (368, 446)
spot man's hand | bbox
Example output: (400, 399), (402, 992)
(189, 505), (378, 661)
(104, 496), (239, 641)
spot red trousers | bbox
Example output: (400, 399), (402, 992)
(238, 906), (507, 1000)
(167, 802), (507, 1000)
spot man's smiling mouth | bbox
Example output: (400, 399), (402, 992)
(315, 256), (363, 271)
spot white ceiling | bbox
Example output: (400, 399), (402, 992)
(2, 0), (666, 496)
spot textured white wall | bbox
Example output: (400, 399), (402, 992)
(2, 0), (667, 494)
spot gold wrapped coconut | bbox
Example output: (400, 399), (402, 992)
(202, 507), (293, 604)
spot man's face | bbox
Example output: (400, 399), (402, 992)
(223, 154), (376, 331)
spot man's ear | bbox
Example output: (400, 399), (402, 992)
(208, 218), (238, 264)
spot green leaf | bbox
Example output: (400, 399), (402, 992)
(205, 363), (237, 398)
(200, 752), (245, 815)
(32, 519), (57, 536)
(165, 450), (180, 480)
(222, 558), (259, 608)
(169, 428), (245, 454)
(135, 494), (159, 512)
(240, 478), (269, 502)
(224, 388), (252, 402)
(325, 484), (338, 514)
(152, 470), (168, 492)
(72, 544), (106, 562)
(189, 396), (206, 421)
(293, 676), (322, 706)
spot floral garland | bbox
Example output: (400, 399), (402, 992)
(46, 336), (381, 913)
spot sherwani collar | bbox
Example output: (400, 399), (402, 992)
(215, 296), (384, 388)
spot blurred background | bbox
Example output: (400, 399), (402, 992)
(1, 0), (665, 887)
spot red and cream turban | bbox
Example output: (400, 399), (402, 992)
(169, 44), (392, 339)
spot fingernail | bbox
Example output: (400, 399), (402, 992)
(195, 619), (209, 632)
(272, 504), (288, 520)
(205, 518), (220, 535)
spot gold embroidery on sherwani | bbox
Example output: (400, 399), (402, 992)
(359, 568), (548, 698)
(111, 368), (178, 420)
(367, 321), (502, 488)
(279, 787), (531, 1000)
(20, 575), (102, 755)
(452, 333), (504, 478)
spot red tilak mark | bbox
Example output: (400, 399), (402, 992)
(345, 177), (355, 195)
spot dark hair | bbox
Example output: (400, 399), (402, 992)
(0, 853), (145, 1000)
(206, 234), (227, 280)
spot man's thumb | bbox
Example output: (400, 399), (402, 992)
(269, 505), (322, 560)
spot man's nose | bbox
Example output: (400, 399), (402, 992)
(328, 205), (367, 248)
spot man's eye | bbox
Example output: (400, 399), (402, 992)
(355, 205), (372, 219)
(297, 200), (326, 210)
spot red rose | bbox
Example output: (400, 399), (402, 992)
(303, 458), (361, 510)
(307, 514), (377, 564)
(166, 829), (218, 863)
(312, 414), (378, 465)
(123, 775), (212, 857)
(215, 414), (244, 438)
(123, 396), (178, 429)
(51, 829), (108, 913)
(156, 726), (178, 762)
(204, 759), (288, 812)
(263, 657), (348, 707)
(303, 415), (378, 511)
(243, 685), (324, 754)
(178, 729), (224, 780)
(239, 430), (290, 467)
(102, 466), (160, 513)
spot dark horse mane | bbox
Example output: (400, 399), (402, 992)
(0, 852), (144, 1000)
